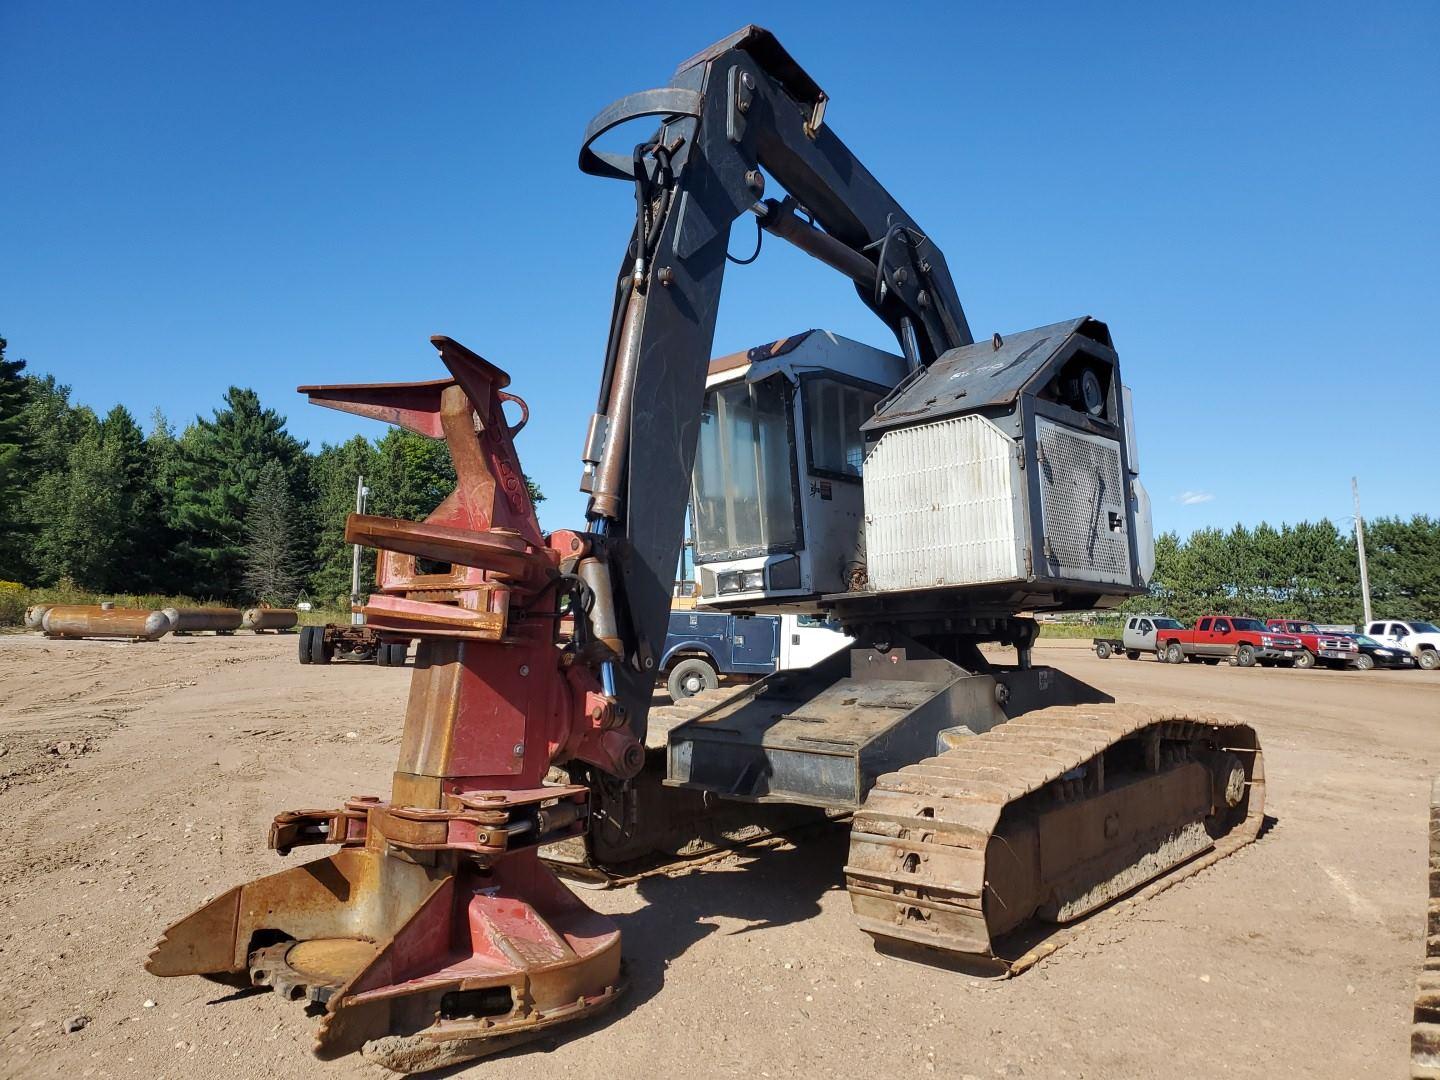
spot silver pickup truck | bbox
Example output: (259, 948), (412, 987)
(1093, 615), (1187, 660)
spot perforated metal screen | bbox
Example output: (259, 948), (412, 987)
(1035, 418), (1131, 584)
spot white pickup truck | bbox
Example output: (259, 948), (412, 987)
(1365, 619), (1440, 670)
(1093, 615), (1187, 660)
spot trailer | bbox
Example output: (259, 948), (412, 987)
(1091, 635), (1125, 659)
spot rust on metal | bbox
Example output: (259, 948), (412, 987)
(163, 607), (243, 634)
(242, 607), (299, 632)
(42, 605), (173, 641)
(150, 336), (640, 1072)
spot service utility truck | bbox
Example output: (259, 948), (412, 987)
(661, 609), (852, 699)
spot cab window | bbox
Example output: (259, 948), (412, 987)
(1198, 618), (1212, 631)
(1214, 619), (1231, 633)
(1367, 622), (1384, 636)
(802, 376), (884, 480)
(1139, 619), (1153, 634)
(796, 613), (841, 631)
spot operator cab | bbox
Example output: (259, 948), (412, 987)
(691, 330), (905, 612)
(693, 319), (1156, 617)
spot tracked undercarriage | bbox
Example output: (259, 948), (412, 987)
(545, 648), (1265, 973)
(847, 703), (1263, 972)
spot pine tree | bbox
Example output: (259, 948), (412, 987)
(100, 406), (164, 591)
(31, 411), (113, 588)
(1367, 515), (1440, 620)
(242, 460), (304, 605)
(308, 436), (379, 607)
(0, 336), (31, 580)
(169, 387), (308, 598)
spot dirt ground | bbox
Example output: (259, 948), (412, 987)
(1, 632), (1435, 1079)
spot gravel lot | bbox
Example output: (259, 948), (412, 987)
(1, 633), (1434, 1079)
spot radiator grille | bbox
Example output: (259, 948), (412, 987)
(863, 415), (1023, 590)
(1035, 418), (1130, 584)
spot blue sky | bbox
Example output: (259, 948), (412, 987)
(3, 2), (1436, 536)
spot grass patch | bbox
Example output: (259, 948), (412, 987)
(1037, 621), (1125, 639)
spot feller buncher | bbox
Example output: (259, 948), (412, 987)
(147, 26), (1265, 1072)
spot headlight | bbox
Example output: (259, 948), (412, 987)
(1261, 635), (1274, 646)
(717, 569), (766, 594)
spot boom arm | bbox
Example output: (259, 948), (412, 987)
(576, 26), (972, 740)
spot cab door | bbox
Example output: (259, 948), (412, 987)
(1124, 617), (1157, 652)
(1195, 617), (1215, 655)
(781, 614), (851, 669)
(1387, 622), (1414, 654)
(1208, 617), (1234, 656)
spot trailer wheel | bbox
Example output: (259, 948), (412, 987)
(387, 642), (408, 667)
(376, 643), (390, 666)
(667, 657), (719, 701)
(309, 627), (333, 665)
(1095, 641), (1112, 660)
(298, 626), (315, 665)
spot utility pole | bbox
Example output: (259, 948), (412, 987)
(351, 475), (369, 626)
(1352, 476), (1372, 627)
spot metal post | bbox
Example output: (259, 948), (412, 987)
(351, 475), (369, 626)
(1352, 476), (1372, 627)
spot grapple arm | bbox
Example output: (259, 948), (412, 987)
(577, 25), (973, 742)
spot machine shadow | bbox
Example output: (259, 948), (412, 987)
(424, 806), (1278, 1072)
(453, 825), (853, 1071)
(615, 822), (853, 1007)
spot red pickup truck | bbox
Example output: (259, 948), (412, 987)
(1156, 616), (1304, 668)
(1264, 620), (1360, 669)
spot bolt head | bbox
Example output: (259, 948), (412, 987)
(518, 664), (529, 677)
(512, 743), (525, 757)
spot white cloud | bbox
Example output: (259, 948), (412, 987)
(1175, 490), (1215, 505)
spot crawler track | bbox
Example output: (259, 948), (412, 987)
(845, 703), (1265, 974)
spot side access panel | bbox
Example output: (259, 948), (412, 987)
(664, 644), (1107, 809)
